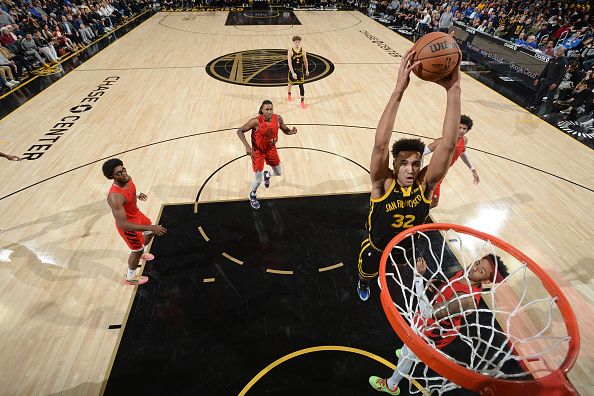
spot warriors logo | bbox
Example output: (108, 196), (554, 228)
(206, 49), (334, 87)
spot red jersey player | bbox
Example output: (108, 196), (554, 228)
(423, 114), (480, 208)
(103, 159), (167, 285)
(236, 100), (298, 209)
(369, 255), (509, 395)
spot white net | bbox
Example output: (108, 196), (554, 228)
(380, 228), (573, 395)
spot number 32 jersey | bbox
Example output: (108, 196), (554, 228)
(367, 179), (432, 251)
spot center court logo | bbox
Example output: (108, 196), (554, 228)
(205, 49), (335, 87)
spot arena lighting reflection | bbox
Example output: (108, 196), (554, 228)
(463, 207), (509, 237)
(0, 248), (13, 262)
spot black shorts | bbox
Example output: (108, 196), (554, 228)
(358, 237), (413, 281)
(288, 69), (304, 84)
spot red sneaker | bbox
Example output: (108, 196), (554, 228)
(141, 252), (155, 261)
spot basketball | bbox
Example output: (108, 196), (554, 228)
(411, 32), (460, 82)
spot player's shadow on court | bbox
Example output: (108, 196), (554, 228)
(2, 199), (108, 242)
(0, 240), (127, 283)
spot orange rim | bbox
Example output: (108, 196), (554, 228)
(378, 223), (580, 395)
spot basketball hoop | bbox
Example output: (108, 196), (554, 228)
(378, 223), (580, 396)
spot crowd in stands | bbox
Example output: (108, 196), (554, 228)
(0, 0), (152, 92)
(367, 0), (593, 126)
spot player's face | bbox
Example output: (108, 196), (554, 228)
(457, 123), (469, 138)
(112, 165), (130, 184)
(467, 258), (493, 283)
(261, 104), (273, 121)
(394, 151), (421, 187)
(293, 39), (301, 49)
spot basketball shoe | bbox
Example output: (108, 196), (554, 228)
(123, 275), (149, 285)
(369, 376), (400, 395)
(357, 279), (370, 301)
(249, 191), (260, 209)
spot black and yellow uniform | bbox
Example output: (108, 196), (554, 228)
(358, 179), (431, 280)
(288, 48), (305, 84)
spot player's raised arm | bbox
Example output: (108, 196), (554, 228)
(370, 48), (419, 191)
(424, 62), (462, 194)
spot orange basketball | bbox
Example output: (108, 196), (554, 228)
(411, 32), (460, 82)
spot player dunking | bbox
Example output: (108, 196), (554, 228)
(423, 114), (480, 208)
(236, 100), (297, 210)
(369, 255), (509, 395)
(357, 48), (462, 301)
(287, 35), (309, 108)
(103, 159), (167, 285)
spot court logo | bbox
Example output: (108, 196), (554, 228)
(206, 49), (334, 87)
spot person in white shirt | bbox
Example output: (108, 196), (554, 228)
(418, 9), (431, 33)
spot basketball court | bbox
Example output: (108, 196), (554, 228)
(0, 10), (592, 395)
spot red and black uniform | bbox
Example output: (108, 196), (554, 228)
(415, 270), (482, 350)
(251, 114), (281, 172)
(433, 136), (465, 199)
(109, 179), (151, 251)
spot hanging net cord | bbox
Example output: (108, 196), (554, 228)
(381, 229), (572, 395)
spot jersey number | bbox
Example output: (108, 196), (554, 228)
(391, 214), (415, 229)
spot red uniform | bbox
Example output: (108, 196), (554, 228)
(109, 179), (151, 251)
(415, 270), (482, 349)
(432, 137), (466, 199)
(251, 114), (281, 172)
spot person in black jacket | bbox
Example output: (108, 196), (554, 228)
(529, 46), (568, 115)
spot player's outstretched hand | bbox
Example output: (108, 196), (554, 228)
(138, 193), (148, 201)
(415, 256), (427, 275)
(5, 155), (21, 161)
(395, 47), (420, 94)
(291, 127), (297, 135)
(472, 169), (480, 184)
(150, 225), (167, 236)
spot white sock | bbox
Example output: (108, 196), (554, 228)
(126, 268), (136, 280)
(271, 165), (282, 176)
(251, 171), (263, 192)
(387, 346), (415, 389)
